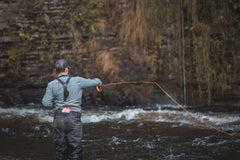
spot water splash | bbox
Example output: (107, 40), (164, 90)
(0, 105), (239, 132)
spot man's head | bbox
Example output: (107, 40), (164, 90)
(55, 59), (71, 74)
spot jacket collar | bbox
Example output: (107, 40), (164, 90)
(57, 73), (68, 78)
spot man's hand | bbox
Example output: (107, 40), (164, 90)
(96, 84), (102, 92)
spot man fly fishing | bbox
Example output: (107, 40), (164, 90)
(42, 59), (102, 160)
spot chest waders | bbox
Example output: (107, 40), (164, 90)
(54, 76), (83, 160)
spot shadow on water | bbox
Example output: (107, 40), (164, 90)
(0, 104), (240, 160)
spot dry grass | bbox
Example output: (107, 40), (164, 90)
(119, 1), (148, 49)
(96, 50), (120, 76)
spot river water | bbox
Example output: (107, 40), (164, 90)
(0, 104), (239, 160)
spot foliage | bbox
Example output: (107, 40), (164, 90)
(0, 0), (239, 105)
(1, 0), (104, 73)
(184, 0), (238, 104)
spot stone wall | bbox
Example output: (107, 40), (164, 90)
(0, 0), (239, 107)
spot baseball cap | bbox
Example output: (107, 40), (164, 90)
(55, 59), (71, 69)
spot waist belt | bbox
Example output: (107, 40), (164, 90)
(54, 109), (81, 118)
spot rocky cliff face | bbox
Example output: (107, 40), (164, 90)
(0, 0), (239, 107)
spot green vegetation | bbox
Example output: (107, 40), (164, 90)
(183, 0), (238, 104)
(115, 0), (239, 105)
(0, 0), (239, 105)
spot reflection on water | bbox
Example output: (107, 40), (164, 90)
(0, 104), (240, 160)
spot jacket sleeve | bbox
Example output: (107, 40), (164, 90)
(42, 83), (54, 107)
(78, 77), (102, 88)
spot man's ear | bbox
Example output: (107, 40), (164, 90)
(64, 67), (69, 73)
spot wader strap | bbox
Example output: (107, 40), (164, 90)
(57, 77), (71, 101)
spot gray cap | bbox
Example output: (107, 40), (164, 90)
(55, 59), (71, 69)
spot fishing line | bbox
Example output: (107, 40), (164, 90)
(96, 81), (233, 136)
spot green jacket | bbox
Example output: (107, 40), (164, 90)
(42, 73), (101, 112)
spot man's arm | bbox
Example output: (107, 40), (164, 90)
(42, 83), (54, 107)
(78, 77), (102, 88)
